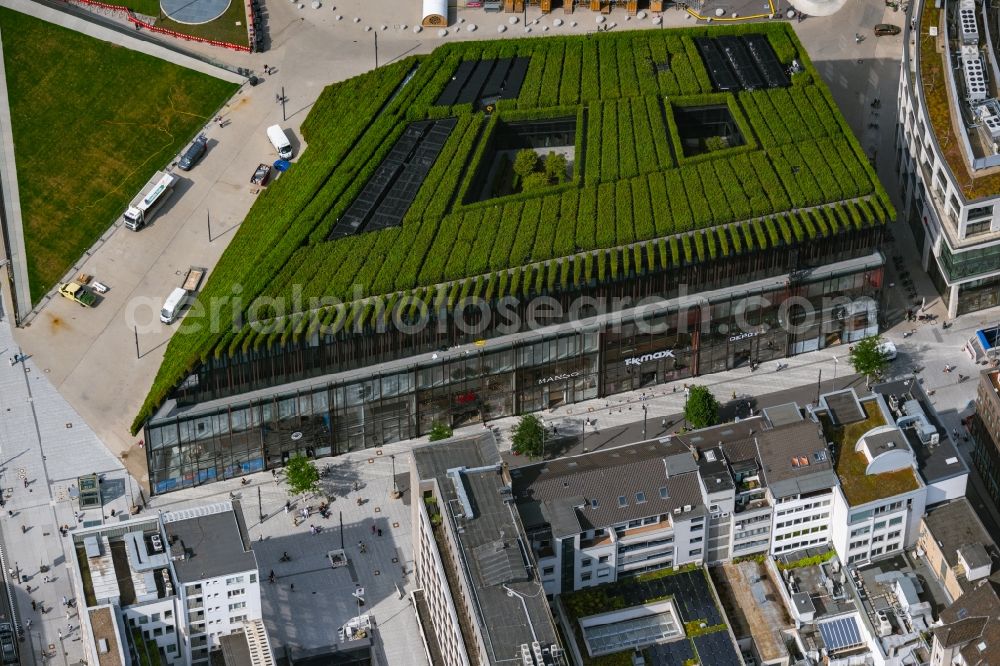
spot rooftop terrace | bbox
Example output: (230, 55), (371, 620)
(821, 400), (919, 506)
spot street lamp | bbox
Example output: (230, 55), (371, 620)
(390, 455), (401, 500)
(642, 404), (648, 439)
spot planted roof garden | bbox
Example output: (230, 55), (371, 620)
(135, 23), (893, 431)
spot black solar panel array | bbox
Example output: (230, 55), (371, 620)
(694, 35), (789, 92)
(695, 37), (739, 92)
(457, 60), (495, 105)
(327, 117), (458, 240)
(717, 36), (765, 91)
(647, 639), (695, 666)
(435, 61), (477, 107)
(434, 57), (531, 106)
(482, 57), (515, 99)
(692, 632), (743, 666)
(744, 34), (790, 88)
(501, 57), (531, 99)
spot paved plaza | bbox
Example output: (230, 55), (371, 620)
(0, 301), (136, 666)
(146, 443), (426, 665)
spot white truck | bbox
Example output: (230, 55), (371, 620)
(267, 124), (293, 160)
(123, 171), (177, 231)
(160, 266), (206, 324)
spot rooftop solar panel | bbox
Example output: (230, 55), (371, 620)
(435, 61), (476, 107)
(694, 37), (739, 92)
(743, 34), (789, 88)
(327, 117), (457, 239)
(717, 36), (765, 91)
(501, 57), (531, 99)
(457, 60), (496, 104)
(818, 616), (864, 652)
(482, 57), (515, 98)
(692, 632), (742, 666)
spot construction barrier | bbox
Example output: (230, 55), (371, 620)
(63, 0), (253, 52)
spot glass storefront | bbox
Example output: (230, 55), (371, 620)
(146, 261), (883, 494)
(957, 275), (1000, 315)
(938, 240), (1000, 281)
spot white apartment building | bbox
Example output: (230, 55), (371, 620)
(897, 0), (1000, 316)
(506, 379), (967, 597)
(71, 501), (265, 666)
(817, 383), (966, 567)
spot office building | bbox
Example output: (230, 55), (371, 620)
(70, 501), (265, 666)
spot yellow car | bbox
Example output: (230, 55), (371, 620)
(58, 282), (96, 307)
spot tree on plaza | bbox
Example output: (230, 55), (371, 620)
(512, 414), (546, 457)
(284, 455), (320, 495)
(848, 335), (889, 387)
(513, 148), (540, 179)
(428, 422), (453, 442)
(684, 385), (720, 430)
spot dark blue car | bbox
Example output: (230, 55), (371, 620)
(178, 134), (208, 170)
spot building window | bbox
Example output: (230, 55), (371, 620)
(628, 520), (642, 528)
(225, 576), (244, 585)
(967, 220), (992, 237)
(689, 549), (702, 557)
(581, 558), (592, 568)
(599, 555), (609, 564)
(542, 567), (554, 576)
(227, 602), (246, 611)
(164, 610), (172, 619)
(636, 492), (646, 504)
(889, 516), (903, 526)
(581, 572), (592, 582)
(227, 589), (244, 598)
(691, 523), (704, 532)
(690, 537), (703, 544)
(659, 487), (668, 499)
(618, 496), (628, 508)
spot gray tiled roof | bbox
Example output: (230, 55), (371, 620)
(935, 574), (1000, 664)
(755, 420), (838, 499)
(412, 435), (560, 662)
(511, 437), (707, 532)
(823, 391), (864, 425)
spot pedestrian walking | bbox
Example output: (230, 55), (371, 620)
(371, 524), (376, 535)
(25, 620), (30, 630)
(30, 601), (36, 612)
(290, 583), (295, 592)
(20, 525), (25, 534)
(23, 478), (27, 489)
(43, 576), (49, 583)
(62, 596), (68, 606)
(377, 528), (382, 537)
(6, 510), (11, 518)
(57, 630), (62, 640)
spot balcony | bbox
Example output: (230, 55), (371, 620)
(580, 534), (614, 549)
(617, 522), (671, 542)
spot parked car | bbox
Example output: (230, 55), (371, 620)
(251, 163), (272, 186)
(58, 281), (97, 307)
(0, 623), (15, 665)
(178, 134), (208, 170)
(874, 24), (901, 36)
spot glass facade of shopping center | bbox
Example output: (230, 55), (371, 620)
(145, 258), (883, 494)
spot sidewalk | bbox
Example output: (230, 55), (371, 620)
(0, 305), (134, 665)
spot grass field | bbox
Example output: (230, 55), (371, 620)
(113, 0), (249, 47)
(0, 8), (239, 303)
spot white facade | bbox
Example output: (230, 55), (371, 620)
(897, 0), (1000, 317)
(770, 491), (835, 556)
(72, 502), (264, 666)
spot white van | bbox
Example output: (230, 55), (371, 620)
(266, 124), (293, 160)
(161, 288), (189, 324)
(877, 340), (898, 361)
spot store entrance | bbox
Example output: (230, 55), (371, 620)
(730, 338), (754, 368)
(545, 384), (567, 409)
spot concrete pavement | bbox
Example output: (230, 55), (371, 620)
(0, 299), (136, 666)
(0, 23), (29, 324)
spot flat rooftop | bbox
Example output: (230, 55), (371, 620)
(162, 502), (257, 583)
(923, 497), (998, 571)
(819, 396), (920, 506)
(871, 378), (967, 484)
(413, 435), (560, 663)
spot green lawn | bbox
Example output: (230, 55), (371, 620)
(113, 0), (249, 47)
(0, 8), (238, 303)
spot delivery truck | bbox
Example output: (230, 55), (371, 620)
(267, 124), (293, 159)
(123, 171), (177, 231)
(161, 266), (206, 324)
